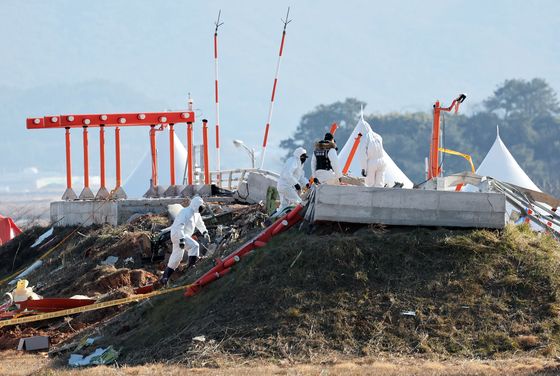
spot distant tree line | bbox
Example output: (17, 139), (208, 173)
(280, 78), (560, 196)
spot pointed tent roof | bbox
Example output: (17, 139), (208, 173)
(476, 126), (541, 192)
(338, 113), (414, 188)
(123, 132), (189, 198)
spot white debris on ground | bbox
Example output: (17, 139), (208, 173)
(31, 227), (54, 248)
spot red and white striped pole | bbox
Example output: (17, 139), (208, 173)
(214, 11), (223, 185)
(260, 7), (291, 169)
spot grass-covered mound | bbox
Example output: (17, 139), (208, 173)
(96, 224), (560, 364)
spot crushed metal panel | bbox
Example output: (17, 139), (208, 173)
(17, 336), (49, 351)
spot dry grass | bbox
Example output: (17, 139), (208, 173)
(2, 351), (560, 376)
(4, 219), (560, 369)
(78, 223), (560, 365)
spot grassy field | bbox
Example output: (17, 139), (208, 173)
(92, 223), (560, 364)
(3, 218), (560, 371)
(2, 350), (560, 376)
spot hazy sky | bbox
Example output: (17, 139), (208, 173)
(1, 0), (559, 187)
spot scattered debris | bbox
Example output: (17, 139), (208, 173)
(400, 311), (416, 317)
(8, 260), (43, 285)
(101, 256), (119, 266)
(31, 228), (54, 248)
(193, 335), (206, 342)
(17, 336), (49, 351)
(69, 346), (119, 367)
(11, 279), (42, 305)
(289, 250), (303, 269)
(74, 336), (100, 351)
(126, 213), (144, 224)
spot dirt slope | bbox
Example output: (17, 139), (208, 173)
(86, 224), (560, 365)
(3, 207), (560, 367)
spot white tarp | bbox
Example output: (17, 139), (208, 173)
(338, 115), (413, 188)
(476, 127), (541, 192)
(123, 132), (189, 198)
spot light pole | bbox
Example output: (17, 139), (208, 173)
(233, 139), (256, 169)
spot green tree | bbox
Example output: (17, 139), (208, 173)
(279, 98), (365, 168)
(280, 79), (560, 196)
(483, 78), (560, 121)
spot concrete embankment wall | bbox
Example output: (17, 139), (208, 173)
(313, 185), (506, 229)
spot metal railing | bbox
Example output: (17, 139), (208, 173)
(206, 168), (279, 191)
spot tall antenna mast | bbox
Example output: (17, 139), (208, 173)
(214, 10), (224, 183)
(260, 7), (292, 169)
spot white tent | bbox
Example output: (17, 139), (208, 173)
(476, 126), (541, 192)
(123, 132), (189, 198)
(468, 127), (557, 232)
(338, 115), (414, 188)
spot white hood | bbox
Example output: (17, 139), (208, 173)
(338, 115), (414, 188)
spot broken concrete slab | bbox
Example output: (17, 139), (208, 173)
(313, 185), (506, 229)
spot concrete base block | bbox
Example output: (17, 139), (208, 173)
(143, 185), (158, 198)
(51, 197), (188, 226)
(78, 187), (95, 200)
(61, 188), (77, 201)
(50, 196), (240, 227)
(163, 185), (184, 197)
(194, 184), (212, 197)
(313, 185), (506, 229)
(112, 186), (127, 200)
(95, 187), (110, 200)
(180, 185), (195, 198)
(179, 185), (212, 198)
(144, 185), (166, 198)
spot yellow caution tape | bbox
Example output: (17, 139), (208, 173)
(0, 284), (187, 328)
(438, 147), (476, 173)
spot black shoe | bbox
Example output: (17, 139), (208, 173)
(159, 267), (175, 285)
(185, 256), (199, 270)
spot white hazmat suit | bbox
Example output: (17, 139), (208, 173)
(166, 196), (208, 270)
(277, 147), (309, 211)
(361, 130), (386, 187)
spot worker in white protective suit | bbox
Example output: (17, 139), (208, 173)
(311, 132), (342, 185)
(159, 196), (210, 285)
(360, 130), (386, 187)
(276, 147), (309, 212)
